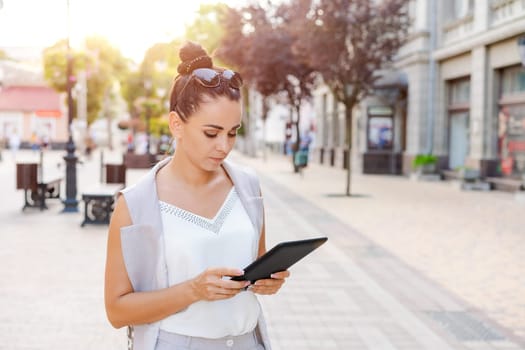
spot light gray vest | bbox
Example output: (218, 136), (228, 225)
(119, 157), (271, 350)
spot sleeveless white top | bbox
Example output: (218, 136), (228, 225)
(158, 188), (261, 338)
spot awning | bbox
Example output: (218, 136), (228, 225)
(375, 71), (408, 88)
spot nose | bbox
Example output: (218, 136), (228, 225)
(215, 134), (230, 153)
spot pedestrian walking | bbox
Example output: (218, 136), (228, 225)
(30, 132), (40, 152)
(104, 41), (289, 350)
(8, 130), (21, 160)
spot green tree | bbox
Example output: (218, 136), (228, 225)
(184, 3), (229, 59)
(42, 36), (129, 125)
(121, 40), (181, 132)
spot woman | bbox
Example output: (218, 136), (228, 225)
(104, 42), (289, 350)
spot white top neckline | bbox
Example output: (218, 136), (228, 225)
(158, 188), (261, 338)
(158, 187), (236, 234)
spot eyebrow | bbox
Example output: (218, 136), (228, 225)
(203, 124), (241, 131)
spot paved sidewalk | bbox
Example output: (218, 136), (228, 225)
(0, 149), (127, 349)
(232, 150), (525, 349)
(0, 148), (523, 349)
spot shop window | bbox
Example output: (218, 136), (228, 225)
(367, 106), (393, 151)
(498, 105), (525, 176)
(499, 66), (525, 177)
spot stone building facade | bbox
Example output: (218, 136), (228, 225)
(314, 0), (525, 181)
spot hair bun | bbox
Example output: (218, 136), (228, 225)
(177, 41), (213, 74)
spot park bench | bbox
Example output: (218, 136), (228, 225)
(80, 163), (126, 227)
(441, 168), (491, 191)
(123, 153), (156, 169)
(16, 162), (63, 211)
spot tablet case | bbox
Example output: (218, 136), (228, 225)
(231, 237), (328, 283)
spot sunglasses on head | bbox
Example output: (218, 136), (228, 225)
(177, 68), (243, 98)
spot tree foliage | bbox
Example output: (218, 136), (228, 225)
(294, 0), (409, 194)
(297, 0), (410, 143)
(120, 40), (183, 136)
(184, 3), (229, 60)
(121, 41), (179, 119)
(217, 2), (316, 167)
(42, 36), (129, 125)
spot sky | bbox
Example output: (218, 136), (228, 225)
(0, 0), (243, 63)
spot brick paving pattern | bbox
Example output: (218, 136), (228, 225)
(0, 148), (523, 349)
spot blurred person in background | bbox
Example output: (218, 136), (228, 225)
(30, 132), (40, 152)
(104, 41), (289, 350)
(8, 130), (20, 160)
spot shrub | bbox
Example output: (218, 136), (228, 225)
(412, 154), (437, 169)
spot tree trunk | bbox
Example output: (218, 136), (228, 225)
(293, 104), (302, 173)
(345, 102), (354, 196)
(262, 97), (269, 162)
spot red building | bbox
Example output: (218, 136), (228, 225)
(0, 85), (67, 148)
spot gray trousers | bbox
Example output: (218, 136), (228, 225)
(155, 329), (265, 350)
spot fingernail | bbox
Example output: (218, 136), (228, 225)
(270, 274), (276, 278)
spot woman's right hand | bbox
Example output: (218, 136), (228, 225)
(190, 268), (251, 301)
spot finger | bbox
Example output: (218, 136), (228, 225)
(250, 280), (283, 294)
(254, 279), (285, 288)
(251, 285), (279, 295)
(209, 286), (240, 298)
(220, 279), (251, 290)
(270, 271), (290, 279)
(208, 267), (245, 277)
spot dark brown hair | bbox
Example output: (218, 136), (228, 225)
(169, 42), (241, 121)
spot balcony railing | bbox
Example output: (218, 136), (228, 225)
(491, 0), (525, 26)
(442, 13), (475, 44)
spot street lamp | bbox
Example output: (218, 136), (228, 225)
(144, 79), (152, 155)
(62, 0), (78, 212)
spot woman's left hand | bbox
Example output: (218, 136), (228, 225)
(250, 270), (290, 295)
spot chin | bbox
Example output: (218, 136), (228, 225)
(202, 159), (223, 172)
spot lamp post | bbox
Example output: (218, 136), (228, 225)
(144, 79), (152, 155)
(62, 0), (78, 212)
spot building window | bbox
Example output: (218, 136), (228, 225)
(449, 0), (473, 20)
(447, 78), (471, 169)
(501, 66), (525, 95)
(449, 78), (470, 105)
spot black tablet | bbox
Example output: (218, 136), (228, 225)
(231, 237), (328, 283)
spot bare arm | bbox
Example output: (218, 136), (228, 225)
(104, 195), (248, 329)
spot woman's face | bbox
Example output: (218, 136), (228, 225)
(175, 96), (242, 171)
